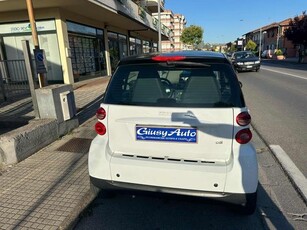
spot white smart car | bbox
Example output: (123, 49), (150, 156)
(88, 51), (258, 214)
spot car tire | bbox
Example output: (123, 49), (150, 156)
(255, 68), (260, 72)
(90, 179), (116, 198)
(238, 191), (257, 215)
(90, 180), (101, 195)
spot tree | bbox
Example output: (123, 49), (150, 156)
(230, 44), (237, 52)
(284, 11), (307, 62)
(245, 40), (257, 51)
(284, 12), (307, 46)
(180, 25), (204, 50)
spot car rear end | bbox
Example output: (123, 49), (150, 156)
(89, 51), (258, 213)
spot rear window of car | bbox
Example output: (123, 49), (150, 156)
(234, 52), (256, 59)
(104, 62), (245, 108)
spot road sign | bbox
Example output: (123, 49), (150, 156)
(34, 48), (47, 74)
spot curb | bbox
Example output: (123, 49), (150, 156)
(269, 145), (307, 204)
(252, 124), (307, 205)
(59, 188), (99, 230)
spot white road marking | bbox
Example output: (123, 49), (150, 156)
(269, 145), (307, 202)
(261, 67), (307, 80)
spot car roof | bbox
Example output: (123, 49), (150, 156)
(118, 51), (229, 65)
(233, 51), (253, 54)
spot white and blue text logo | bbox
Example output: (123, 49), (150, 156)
(136, 126), (197, 143)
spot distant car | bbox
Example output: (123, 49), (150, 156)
(231, 51), (261, 72)
(225, 52), (233, 59)
(261, 50), (273, 59)
(89, 51), (258, 215)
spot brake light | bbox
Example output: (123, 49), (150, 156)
(235, 129), (252, 144)
(236, 112), (251, 126)
(96, 107), (106, 120)
(152, 56), (186, 62)
(95, 122), (106, 135)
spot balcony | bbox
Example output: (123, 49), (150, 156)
(146, 0), (165, 13)
(152, 16), (170, 36)
(97, 0), (169, 38)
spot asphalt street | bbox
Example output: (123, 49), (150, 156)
(238, 61), (307, 177)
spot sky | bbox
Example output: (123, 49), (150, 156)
(164, 0), (307, 44)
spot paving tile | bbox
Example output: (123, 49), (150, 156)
(0, 79), (106, 230)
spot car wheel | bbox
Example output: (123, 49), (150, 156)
(90, 179), (116, 198)
(238, 191), (257, 215)
(255, 68), (260, 72)
(90, 180), (101, 195)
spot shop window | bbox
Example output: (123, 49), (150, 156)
(108, 32), (128, 72)
(129, 37), (137, 55)
(68, 21), (106, 79)
(143, 40), (150, 53)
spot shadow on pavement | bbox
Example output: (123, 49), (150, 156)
(77, 94), (104, 125)
(262, 59), (307, 71)
(74, 183), (294, 230)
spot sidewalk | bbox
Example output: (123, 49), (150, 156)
(0, 76), (110, 230)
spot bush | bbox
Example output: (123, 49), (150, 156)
(275, 49), (283, 56)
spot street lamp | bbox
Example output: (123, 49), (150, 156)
(259, 27), (262, 59)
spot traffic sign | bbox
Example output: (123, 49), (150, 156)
(34, 48), (47, 74)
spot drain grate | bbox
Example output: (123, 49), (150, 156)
(56, 138), (92, 153)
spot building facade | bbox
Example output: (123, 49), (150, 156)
(245, 18), (297, 58)
(153, 10), (186, 52)
(0, 0), (169, 84)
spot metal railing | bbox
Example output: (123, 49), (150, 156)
(0, 60), (31, 103)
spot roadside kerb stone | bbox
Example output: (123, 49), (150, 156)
(270, 145), (307, 203)
(0, 119), (58, 164)
(0, 118), (79, 165)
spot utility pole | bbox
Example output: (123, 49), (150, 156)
(276, 25), (280, 50)
(26, 0), (46, 88)
(158, 0), (162, 52)
(259, 27), (262, 59)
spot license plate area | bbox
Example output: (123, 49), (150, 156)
(136, 126), (197, 143)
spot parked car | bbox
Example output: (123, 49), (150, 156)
(88, 51), (258, 215)
(231, 51), (261, 72)
(261, 49), (273, 59)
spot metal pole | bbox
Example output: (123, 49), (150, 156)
(25, 0), (46, 88)
(22, 40), (40, 119)
(158, 0), (162, 52)
(259, 27), (262, 59)
(276, 25), (280, 50)
(0, 65), (7, 101)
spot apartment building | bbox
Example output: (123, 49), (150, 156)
(0, 0), (169, 84)
(245, 18), (297, 58)
(153, 10), (187, 52)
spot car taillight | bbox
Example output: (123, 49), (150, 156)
(152, 56), (186, 62)
(95, 122), (106, 135)
(236, 112), (251, 126)
(235, 128), (252, 144)
(96, 107), (106, 120)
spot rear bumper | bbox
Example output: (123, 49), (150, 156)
(90, 176), (257, 205)
(89, 135), (258, 198)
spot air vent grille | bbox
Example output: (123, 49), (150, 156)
(121, 154), (215, 164)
